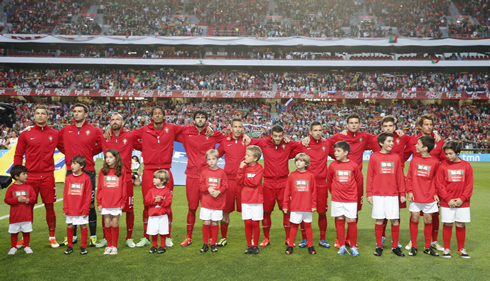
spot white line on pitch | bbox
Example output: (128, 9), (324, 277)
(0, 198), (64, 221)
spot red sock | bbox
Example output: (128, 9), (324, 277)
(318, 214), (327, 240)
(168, 210), (173, 237)
(382, 218), (388, 238)
(113, 226), (119, 248)
(245, 220), (253, 246)
(424, 223), (432, 249)
(347, 222), (358, 247)
(104, 227), (113, 247)
(304, 222), (313, 247)
(11, 233), (18, 248)
(391, 224), (400, 249)
(432, 212), (440, 242)
(143, 208), (149, 239)
(211, 225), (219, 245)
(81, 227), (88, 248)
(221, 221), (229, 239)
(102, 218), (106, 239)
(67, 227), (74, 247)
(160, 235), (166, 248)
(152, 234), (158, 247)
(443, 224), (452, 249)
(187, 211), (196, 239)
(300, 222), (307, 240)
(335, 219), (345, 246)
(375, 224), (384, 248)
(410, 220), (419, 248)
(262, 213), (271, 239)
(126, 211), (134, 240)
(202, 224), (210, 245)
(283, 214), (291, 241)
(23, 232), (31, 247)
(252, 221), (260, 246)
(456, 226), (466, 250)
(289, 223), (299, 247)
(45, 204), (56, 237)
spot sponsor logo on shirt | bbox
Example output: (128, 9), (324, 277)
(416, 164), (431, 177)
(246, 173), (255, 178)
(448, 169), (464, 182)
(380, 162), (395, 174)
(14, 190), (28, 197)
(336, 170), (352, 183)
(105, 176), (119, 188)
(295, 180), (309, 192)
(30, 137), (36, 140)
(207, 177), (221, 190)
(69, 183), (83, 196)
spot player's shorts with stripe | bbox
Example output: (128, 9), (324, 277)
(331, 201), (358, 219)
(290, 211), (313, 224)
(122, 177), (134, 213)
(441, 207), (471, 223)
(371, 196), (400, 219)
(263, 181), (286, 213)
(27, 174), (56, 204)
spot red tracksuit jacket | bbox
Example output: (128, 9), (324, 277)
(100, 128), (142, 176)
(177, 126), (226, 178)
(217, 133), (250, 180)
(255, 136), (300, 186)
(436, 159), (473, 208)
(199, 167), (228, 210)
(366, 151), (406, 197)
(96, 168), (127, 209)
(14, 124), (60, 179)
(404, 132), (446, 163)
(283, 170), (317, 212)
(406, 155), (439, 203)
(133, 121), (188, 170)
(326, 160), (362, 203)
(58, 120), (103, 172)
(4, 183), (37, 224)
(63, 172), (92, 216)
(144, 185), (173, 216)
(298, 136), (330, 187)
(370, 133), (411, 168)
(329, 130), (376, 171)
(237, 163), (264, 204)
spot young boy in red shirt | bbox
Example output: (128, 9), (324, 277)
(436, 141), (473, 259)
(5, 165), (36, 255)
(237, 145), (264, 255)
(63, 155), (92, 255)
(406, 136), (440, 257)
(198, 149), (228, 253)
(366, 133), (406, 257)
(327, 141), (363, 256)
(145, 170), (173, 254)
(284, 153), (317, 255)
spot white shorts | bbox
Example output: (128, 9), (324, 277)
(147, 215), (169, 235)
(9, 221), (33, 234)
(331, 201), (357, 219)
(290, 211), (313, 224)
(199, 207), (223, 221)
(441, 207), (471, 223)
(66, 215), (89, 225)
(101, 208), (122, 216)
(409, 202), (438, 214)
(241, 203), (263, 221)
(372, 196), (400, 219)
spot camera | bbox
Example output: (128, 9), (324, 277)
(0, 103), (16, 128)
(0, 175), (12, 189)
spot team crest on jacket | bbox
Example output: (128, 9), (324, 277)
(123, 138), (127, 145)
(396, 139), (400, 144)
(165, 127), (169, 133)
(359, 137), (363, 142)
(282, 144), (286, 149)
(322, 146), (325, 151)
(86, 130), (90, 136)
(49, 136), (53, 142)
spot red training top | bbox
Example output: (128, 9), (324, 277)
(329, 130), (375, 171)
(100, 128), (142, 176)
(298, 136), (330, 186)
(435, 159), (473, 208)
(403, 132), (445, 163)
(406, 155), (439, 203)
(199, 167), (228, 210)
(63, 172), (92, 216)
(326, 160), (362, 203)
(144, 185), (173, 216)
(370, 133), (411, 168)
(237, 163), (264, 204)
(217, 133), (251, 180)
(366, 151), (406, 197)
(96, 168), (127, 209)
(4, 183), (36, 224)
(283, 170), (317, 212)
(255, 136), (299, 185)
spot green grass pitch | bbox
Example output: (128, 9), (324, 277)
(0, 160), (489, 281)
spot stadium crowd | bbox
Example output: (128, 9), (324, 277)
(0, 68), (489, 94)
(1, 99), (489, 152)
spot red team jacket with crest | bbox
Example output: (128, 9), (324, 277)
(63, 173), (92, 216)
(96, 168), (127, 208)
(133, 121), (188, 170)
(283, 170), (317, 212)
(177, 126), (227, 178)
(199, 167), (228, 210)
(370, 133), (412, 168)
(435, 159), (473, 208)
(406, 155), (439, 203)
(298, 137), (330, 187)
(217, 133), (250, 180)
(329, 130), (376, 171)
(58, 120), (103, 171)
(144, 185), (173, 216)
(14, 124), (60, 178)
(366, 152), (406, 197)
(237, 163), (264, 204)
(404, 132), (446, 163)
(100, 128), (142, 176)
(4, 183), (37, 224)
(255, 136), (300, 186)
(326, 160), (363, 203)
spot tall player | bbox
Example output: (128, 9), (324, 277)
(177, 110), (227, 247)
(98, 113), (142, 248)
(403, 113), (445, 251)
(58, 103), (103, 247)
(14, 105), (61, 248)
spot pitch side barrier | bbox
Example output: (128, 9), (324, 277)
(2, 89), (489, 100)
